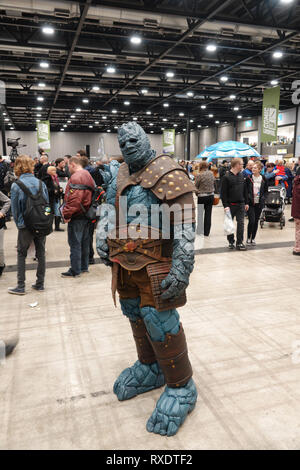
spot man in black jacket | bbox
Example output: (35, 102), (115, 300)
(221, 158), (249, 250)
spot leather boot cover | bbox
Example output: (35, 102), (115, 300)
(130, 319), (157, 364)
(148, 323), (193, 388)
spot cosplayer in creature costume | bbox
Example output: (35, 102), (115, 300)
(96, 122), (197, 437)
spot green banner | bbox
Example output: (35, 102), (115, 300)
(37, 120), (51, 150)
(163, 129), (175, 154)
(261, 86), (280, 143)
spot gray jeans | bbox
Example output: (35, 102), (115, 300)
(17, 228), (46, 288)
(0, 228), (4, 266)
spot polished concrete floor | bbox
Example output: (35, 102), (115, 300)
(0, 203), (299, 450)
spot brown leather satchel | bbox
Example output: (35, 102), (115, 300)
(146, 261), (187, 312)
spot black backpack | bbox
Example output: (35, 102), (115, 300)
(69, 183), (105, 222)
(16, 180), (53, 236)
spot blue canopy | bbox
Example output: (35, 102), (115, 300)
(195, 140), (260, 162)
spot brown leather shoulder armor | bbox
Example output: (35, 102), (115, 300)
(140, 155), (196, 201)
(116, 154), (196, 201)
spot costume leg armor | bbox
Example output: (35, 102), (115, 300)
(140, 306), (198, 437)
(113, 298), (165, 401)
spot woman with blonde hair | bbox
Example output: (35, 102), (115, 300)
(195, 161), (215, 236)
(9, 155), (49, 295)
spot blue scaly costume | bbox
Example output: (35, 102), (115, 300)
(96, 122), (197, 436)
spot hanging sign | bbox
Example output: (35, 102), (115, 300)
(163, 129), (175, 154)
(37, 120), (51, 151)
(261, 86), (280, 142)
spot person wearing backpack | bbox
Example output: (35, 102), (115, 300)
(8, 155), (50, 295)
(61, 156), (95, 277)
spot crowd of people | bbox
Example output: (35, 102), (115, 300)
(0, 150), (109, 294)
(0, 152), (299, 299)
(193, 156), (300, 251)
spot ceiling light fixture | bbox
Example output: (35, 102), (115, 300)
(107, 66), (116, 73)
(166, 71), (174, 78)
(39, 61), (49, 68)
(76, 108), (81, 112)
(163, 103), (169, 107)
(146, 111), (151, 115)
(187, 91), (194, 97)
(42, 26), (54, 35)
(273, 51), (283, 59)
(37, 96), (44, 101)
(112, 109), (117, 114)
(220, 76), (229, 82)
(229, 95), (236, 99)
(141, 88), (148, 94)
(82, 98), (89, 103)
(206, 44), (217, 52)
(271, 80), (279, 85)
(130, 35), (142, 45)
(38, 82), (46, 87)
(201, 105), (206, 109)
(124, 101), (130, 105)
(92, 85), (100, 91)
(179, 112), (184, 116)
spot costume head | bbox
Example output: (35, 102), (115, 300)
(118, 122), (155, 172)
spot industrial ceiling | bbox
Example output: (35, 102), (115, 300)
(0, 0), (300, 134)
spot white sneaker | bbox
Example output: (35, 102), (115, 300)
(251, 239), (256, 246)
(246, 239), (252, 246)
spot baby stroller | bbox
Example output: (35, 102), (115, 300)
(260, 186), (286, 230)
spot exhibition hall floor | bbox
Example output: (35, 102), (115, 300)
(0, 204), (299, 450)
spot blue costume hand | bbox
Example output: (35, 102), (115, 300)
(161, 273), (187, 301)
(96, 238), (112, 267)
(160, 224), (195, 301)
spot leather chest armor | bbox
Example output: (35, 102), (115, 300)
(107, 154), (196, 270)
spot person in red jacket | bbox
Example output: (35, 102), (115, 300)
(291, 175), (300, 256)
(61, 156), (95, 277)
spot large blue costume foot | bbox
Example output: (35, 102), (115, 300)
(113, 360), (165, 401)
(146, 378), (197, 436)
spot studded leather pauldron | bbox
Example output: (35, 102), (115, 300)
(117, 154), (196, 202)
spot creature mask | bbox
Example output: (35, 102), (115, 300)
(118, 122), (156, 173)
